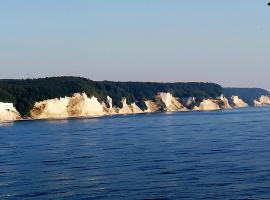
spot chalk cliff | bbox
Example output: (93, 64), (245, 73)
(0, 76), (224, 117)
(218, 95), (232, 109)
(30, 97), (70, 119)
(254, 95), (270, 106)
(103, 96), (116, 114)
(157, 92), (187, 112)
(67, 93), (105, 117)
(0, 102), (21, 121)
(130, 103), (143, 114)
(117, 98), (143, 114)
(29, 92), (190, 119)
(193, 99), (220, 111)
(31, 93), (106, 119)
(193, 95), (232, 111)
(182, 97), (196, 109)
(231, 96), (248, 108)
(1, 91), (262, 122)
(144, 100), (160, 113)
(118, 98), (133, 114)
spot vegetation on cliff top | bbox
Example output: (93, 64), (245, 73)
(0, 77), (223, 116)
(223, 88), (270, 106)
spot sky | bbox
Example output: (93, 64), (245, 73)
(0, 0), (269, 89)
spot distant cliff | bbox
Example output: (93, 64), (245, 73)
(223, 88), (270, 106)
(1, 77), (269, 121)
(0, 77), (223, 116)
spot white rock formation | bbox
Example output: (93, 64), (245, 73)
(218, 95), (232, 109)
(193, 99), (220, 111)
(254, 95), (270, 106)
(130, 103), (143, 113)
(115, 98), (143, 114)
(231, 96), (248, 108)
(27, 92), (250, 120)
(107, 96), (112, 108)
(31, 97), (70, 119)
(157, 92), (186, 112)
(144, 100), (160, 113)
(118, 98), (133, 114)
(67, 93), (105, 117)
(31, 93), (106, 119)
(103, 96), (116, 114)
(0, 102), (21, 121)
(184, 97), (196, 109)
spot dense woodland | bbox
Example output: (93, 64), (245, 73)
(0, 77), (223, 116)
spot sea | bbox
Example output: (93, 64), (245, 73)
(1, 107), (270, 200)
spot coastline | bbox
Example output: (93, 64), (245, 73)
(0, 103), (266, 123)
(1, 77), (269, 122)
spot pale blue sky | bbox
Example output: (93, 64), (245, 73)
(0, 1), (269, 89)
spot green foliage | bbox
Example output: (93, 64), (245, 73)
(0, 77), (223, 116)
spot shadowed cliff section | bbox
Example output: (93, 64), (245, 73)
(0, 76), (222, 116)
(223, 88), (270, 106)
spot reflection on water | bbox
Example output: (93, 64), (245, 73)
(46, 119), (70, 125)
(1, 107), (270, 199)
(0, 121), (14, 127)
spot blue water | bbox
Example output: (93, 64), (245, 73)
(1, 108), (270, 199)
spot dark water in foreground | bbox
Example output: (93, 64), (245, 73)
(1, 108), (270, 199)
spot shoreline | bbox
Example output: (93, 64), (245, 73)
(1, 106), (266, 124)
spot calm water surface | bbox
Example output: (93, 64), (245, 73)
(1, 108), (270, 199)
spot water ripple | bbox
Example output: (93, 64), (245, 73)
(1, 107), (270, 199)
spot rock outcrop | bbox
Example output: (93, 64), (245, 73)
(3, 91), (259, 122)
(103, 96), (116, 114)
(218, 95), (232, 109)
(182, 97), (196, 109)
(231, 96), (248, 108)
(118, 98), (143, 114)
(254, 95), (270, 107)
(118, 98), (133, 114)
(30, 97), (70, 119)
(0, 102), (21, 121)
(144, 100), (160, 113)
(130, 103), (143, 114)
(31, 93), (106, 119)
(67, 93), (105, 117)
(157, 92), (187, 112)
(193, 95), (232, 111)
(193, 99), (220, 111)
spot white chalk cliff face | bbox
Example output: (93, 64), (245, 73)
(107, 96), (113, 109)
(254, 95), (270, 106)
(118, 98), (133, 114)
(118, 98), (143, 114)
(29, 92), (236, 120)
(231, 96), (248, 108)
(130, 103), (143, 113)
(30, 97), (70, 119)
(193, 95), (231, 111)
(31, 93), (106, 119)
(218, 95), (232, 109)
(11, 91), (258, 121)
(157, 92), (186, 112)
(0, 102), (21, 121)
(193, 99), (220, 111)
(144, 100), (160, 113)
(103, 96), (116, 114)
(184, 97), (196, 109)
(67, 93), (105, 116)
